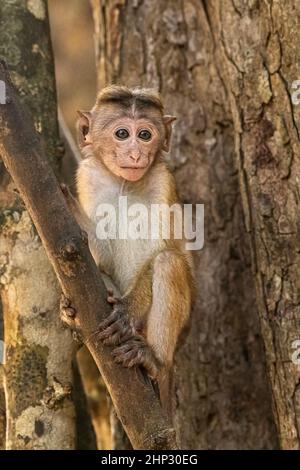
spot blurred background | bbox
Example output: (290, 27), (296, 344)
(49, 0), (96, 135)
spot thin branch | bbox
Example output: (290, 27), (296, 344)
(0, 60), (177, 450)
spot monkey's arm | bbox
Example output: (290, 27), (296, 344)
(146, 250), (192, 368)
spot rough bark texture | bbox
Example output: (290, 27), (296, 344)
(207, 0), (300, 449)
(91, 0), (278, 448)
(76, 347), (112, 450)
(0, 61), (178, 450)
(0, 0), (75, 449)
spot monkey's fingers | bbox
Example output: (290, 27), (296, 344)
(112, 339), (160, 379)
(98, 308), (133, 344)
(107, 295), (118, 304)
(106, 289), (122, 305)
(98, 322), (132, 346)
(98, 309), (124, 330)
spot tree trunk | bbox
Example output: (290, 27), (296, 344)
(0, 0), (75, 449)
(208, 0), (300, 450)
(91, 0), (277, 449)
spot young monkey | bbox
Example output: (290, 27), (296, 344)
(61, 85), (194, 403)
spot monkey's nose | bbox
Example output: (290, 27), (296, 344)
(129, 154), (140, 162)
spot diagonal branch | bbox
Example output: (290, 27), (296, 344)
(0, 60), (177, 450)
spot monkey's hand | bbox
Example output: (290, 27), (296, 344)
(112, 336), (161, 380)
(97, 292), (133, 346)
(99, 291), (161, 379)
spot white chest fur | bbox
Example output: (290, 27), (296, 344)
(77, 159), (166, 294)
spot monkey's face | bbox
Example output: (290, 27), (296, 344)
(93, 116), (163, 182)
(77, 99), (176, 182)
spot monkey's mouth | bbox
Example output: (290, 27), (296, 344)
(119, 166), (147, 182)
(120, 166), (147, 170)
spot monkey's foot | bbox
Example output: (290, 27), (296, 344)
(60, 294), (77, 329)
(60, 295), (84, 348)
(112, 337), (161, 380)
(97, 300), (133, 346)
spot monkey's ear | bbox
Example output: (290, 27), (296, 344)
(162, 115), (177, 152)
(76, 110), (92, 148)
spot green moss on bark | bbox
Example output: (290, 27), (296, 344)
(0, 0), (61, 169)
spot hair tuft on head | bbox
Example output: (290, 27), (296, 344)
(96, 85), (164, 113)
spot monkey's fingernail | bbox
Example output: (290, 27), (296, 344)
(107, 296), (117, 304)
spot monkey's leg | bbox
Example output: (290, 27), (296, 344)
(111, 251), (191, 383)
(147, 251), (191, 369)
(146, 250), (192, 409)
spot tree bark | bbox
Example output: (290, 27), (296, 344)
(0, 61), (177, 451)
(208, 0), (300, 450)
(0, 0), (75, 449)
(91, 0), (277, 449)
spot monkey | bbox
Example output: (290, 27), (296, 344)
(61, 85), (194, 408)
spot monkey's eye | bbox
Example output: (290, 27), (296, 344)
(115, 128), (129, 140)
(138, 129), (152, 141)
